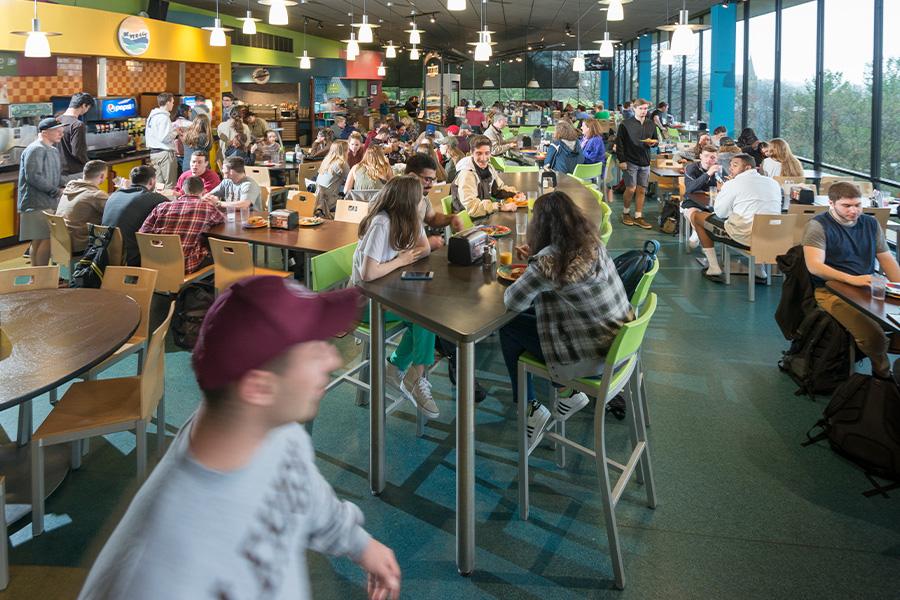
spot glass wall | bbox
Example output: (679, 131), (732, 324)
(779, 1), (817, 159)
(651, 34), (659, 104)
(701, 27), (711, 123)
(670, 53), (683, 120)
(883, 0), (900, 182)
(746, 2), (776, 139)
(734, 7), (744, 131)
(684, 30), (700, 122)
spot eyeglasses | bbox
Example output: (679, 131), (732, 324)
(419, 176), (436, 183)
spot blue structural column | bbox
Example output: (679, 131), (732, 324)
(599, 71), (610, 106)
(637, 34), (652, 100)
(710, 4), (737, 132)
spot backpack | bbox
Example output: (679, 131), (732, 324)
(804, 373), (900, 496)
(69, 224), (115, 289)
(613, 240), (660, 300)
(778, 309), (857, 398)
(657, 196), (680, 235)
(171, 281), (216, 350)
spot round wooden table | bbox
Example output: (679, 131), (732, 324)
(0, 288), (140, 505)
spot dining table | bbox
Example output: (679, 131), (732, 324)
(358, 172), (603, 576)
(825, 281), (900, 332)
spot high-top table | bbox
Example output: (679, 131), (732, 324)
(358, 172), (602, 575)
(826, 281), (900, 332)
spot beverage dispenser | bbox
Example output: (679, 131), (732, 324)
(83, 97), (145, 158)
(0, 102), (52, 170)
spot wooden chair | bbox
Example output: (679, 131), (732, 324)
(862, 207), (890, 231)
(819, 176), (854, 195)
(787, 204), (828, 244)
(208, 237), (292, 292)
(427, 183), (451, 204)
(88, 224), (124, 267)
(854, 180), (874, 195)
(298, 161), (320, 183)
(31, 302), (175, 536)
(245, 166), (298, 194)
(42, 211), (76, 279)
(286, 190), (316, 217)
(335, 199), (370, 223)
(136, 232), (214, 294)
(722, 214), (799, 301)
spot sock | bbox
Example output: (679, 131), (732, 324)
(756, 265), (767, 278)
(689, 230), (699, 244)
(703, 248), (721, 274)
(634, 211), (643, 218)
(623, 206), (631, 215)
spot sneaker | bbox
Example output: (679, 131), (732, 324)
(401, 371), (440, 418)
(448, 359), (488, 403)
(385, 359), (405, 392)
(605, 395), (627, 420)
(553, 392), (590, 422)
(621, 213), (635, 226)
(526, 402), (552, 454)
(634, 216), (653, 229)
(688, 232), (700, 249)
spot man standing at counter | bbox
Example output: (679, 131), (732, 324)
(18, 118), (67, 267)
(57, 92), (94, 179)
(146, 92), (179, 190)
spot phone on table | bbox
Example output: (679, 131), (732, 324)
(401, 271), (434, 281)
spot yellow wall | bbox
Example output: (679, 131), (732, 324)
(0, 183), (15, 241)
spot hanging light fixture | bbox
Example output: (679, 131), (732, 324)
(448, 0), (466, 11)
(12, 0), (61, 58)
(258, 0), (296, 26)
(482, 77), (495, 88)
(607, 0), (624, 21)
(203, 0), (232, 47)
(660, 42), (674, 65)
(241, 0), (260, 35)
(297, 19), (312, 69)
(352, 0), (378, 44)
(377, 62), (387, 76)
(410, 46), (420, 60)
(657, 1), (709, 56)
(406, 13), (422, 45)
(572, 0), (584, 72)
(594, 8), (618, 59)
(469, 1), (494, 61)
(384, 41), (397, 58)
(345, 32), (360, 59)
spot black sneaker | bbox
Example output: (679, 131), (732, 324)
(448, 359), (488, 403)
(605, 394), (626, 420)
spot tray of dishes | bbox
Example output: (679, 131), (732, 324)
(886, 282), (900, 298)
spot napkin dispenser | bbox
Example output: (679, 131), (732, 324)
(540, 170), (557, 190)
(269, 209), (299, 229)
(448, 227), (490, 266)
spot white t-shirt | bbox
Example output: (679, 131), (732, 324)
(351, 212), (425, 285)
(762, 157), (782, 178)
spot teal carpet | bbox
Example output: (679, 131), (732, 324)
(3, 197), (900, 599)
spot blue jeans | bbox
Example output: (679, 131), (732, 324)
(499, 311), (543, 405)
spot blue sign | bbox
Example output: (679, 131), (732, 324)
(101, 97), (138, 120)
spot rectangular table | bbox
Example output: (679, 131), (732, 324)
(826, 281), (900, 332)
(358, 173), (602, 575)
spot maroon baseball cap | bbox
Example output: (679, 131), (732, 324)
(192, 276), (362, 391)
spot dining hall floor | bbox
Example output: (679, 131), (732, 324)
(1, 198), (899, 599)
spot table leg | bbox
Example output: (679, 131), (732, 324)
(457, 341), (475, 576)
(305, 254), (313, 285)
(370, 300), (386, 495)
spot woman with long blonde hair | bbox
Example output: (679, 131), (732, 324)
(314, 140), (350, 218)
(763, 138), (804, 178)
(344, 144), (393, 194)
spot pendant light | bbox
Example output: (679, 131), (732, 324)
(406, 13), (422, 45)
(203, 0), (232, 47)
(297, 19), (312, 69)
(377, 62), (386, 76)
(352, 0), (378, 44)
(11, 0), (61, 58)
(469, 1), (493, 61)
(660, 44), (674, 65)
(258, 0), (296, 26)
(657, 0), (709, 57)
(409, 46), (420, 60)
(448, 0), (466, 10)
(572, 0), (584, 72)
(598, 0), (630, 22)
(241, 0), (260, 34)
(594, 10), (618, 59)
(384, 41), (397, 58)
(345, 32), (360, 59)
(525, 30), (539, 88)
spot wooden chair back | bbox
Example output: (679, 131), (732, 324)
(298, 161), (320, 182)
(854, 180), (874, 195)
(208, 238), (254, 292)
(101, 267), (158, 340)
(819, 176), (854, 195)
(0, 265), (60, 294)
(140, 302), (174, 421)
(43, 211), (73, 269)
(286, 190), (317, 217)
(135, 232), (187, 294)
(428, 183), (451, 204)
(259, 186), (271, 212)
(787, 204), (828, 244)
(862, 207), (890, 231)
(335, 199), (370, 223)
(245, 166), (273, 189)
(89, 224), (124, 267)
(750, 214), (799, 264)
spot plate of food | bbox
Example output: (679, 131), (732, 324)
(242, 216), (268, 229)
(641, 138), (658, 144)
(514, 197), (530, 208)
(298, 216), (324, 226)
(497, 263), (527, 283)
(886, 282), (900, 298)
(479, 224), (511, 237)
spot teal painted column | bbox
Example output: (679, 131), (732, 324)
(637, 34), (652, 100)
(600, 71), (610, 106)
(710, 4), (737, 132)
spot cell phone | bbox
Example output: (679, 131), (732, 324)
(401, 271), (434, 280)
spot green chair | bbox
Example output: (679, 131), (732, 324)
(666, 127), (682, 141)
(502, 164), (539, 173)
(490, 156), (506, 172)
(602, 154), (617, 195)
(456, 210), (474, 230)
(599, 202), (613, 246)
(573, 162), (604, 185)
(629, 260), (659, 427)
(517, 294), (659, 590)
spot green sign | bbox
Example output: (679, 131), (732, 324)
(0, 53), (19, 76)
(9, 103), (53, 118)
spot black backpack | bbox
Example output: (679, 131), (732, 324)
(614, 240), (660, 300)
(804, 374), (900, 496)
(778, 308), (857, 398)
(657, 197), (680, 235)
(70, 224), (115, 289)
(171, 281), (215, 350)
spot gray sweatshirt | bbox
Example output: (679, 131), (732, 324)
(78, 416), (372, 600)
(17, 138), (65, 212)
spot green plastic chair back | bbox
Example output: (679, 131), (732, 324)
(490, 156), (506, 171)
(441, 195), (453, 216)
(503, 164), (539, 173)
(599, 218), (613, 246)
(630, 259), (659, 312)
(573, 162), (604, 182)
(606, 293), (657, 364)
(667, 127), (681, 141)
(310, 241), (357, 292)
(456, 210), (474, 230)
(585, 184), (604, 204)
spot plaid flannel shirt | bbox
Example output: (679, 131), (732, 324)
(504, 244), (634, 376)
(139, 196), (224, 273)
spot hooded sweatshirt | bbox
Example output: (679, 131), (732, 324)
(450, 156), (517, 218)
(56, 179), (108, 252)
(545, 138), (583, 175)
(146, 107), (177, 151)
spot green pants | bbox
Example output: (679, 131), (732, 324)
(361, 307), (436, 372)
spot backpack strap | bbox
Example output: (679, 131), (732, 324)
(643, 239), (661, 258)
(802, 420), (830, 447)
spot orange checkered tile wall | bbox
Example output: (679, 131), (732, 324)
(106, 59), (168, 97)
(185, 62), (221, 122)
(0, 57), (83, 105)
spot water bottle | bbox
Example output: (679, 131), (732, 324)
(295, 144), (302, 164)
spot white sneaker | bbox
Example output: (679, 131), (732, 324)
(401, 371), (440, 418)
(526, 402), (552, 454)
(553, 392), (590, 422)
(688, 231), (700, 249)
(385, 360), (405, 393)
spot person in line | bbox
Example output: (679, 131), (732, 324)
(500, 191), (634, 452)
(55, 159), (108, 254)
(102, 165), (167, 266)
(803, 182), (900, 380)
(439, 136), (466, 184)
(314, 140), (350, 219)
(466, 101), (485, 133)
(484, 113), (517, 155)
(347, 132), (366, 169)
(711, 125), (728, 146)
(689, 154), (782, 282)
(17, 118), (67, 267)
(450, 135), (520, 218)
(221, 92), (236, 115)
(331, 115), (347, 139)
(403, 96), (420, 116)
(581, 118), (607, 168)
(544, 120), (583, 175)
(189, 93), (210, 120)
(204, 157), (262, 212)
(57, 92), (94, 180)
(78, 275), (401, 600)
(182, 113), (213, 173)
(140, 176), (224, 274)
(651, 102), (671, 138)
(146, 92), (180, 190)
(309, 128), (335, 159)
(736, 127), (766, 166)
(217, 106), (251, 165)
(763, 138), (804, 178)
(352, 176), (439, 419)
(243, 110), (269, 143)
(176, 151), (221, 195)
(615, 98), (657, 229)
(344, 145), (393, 197)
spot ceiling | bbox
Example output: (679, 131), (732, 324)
(179, 0), (723, 60)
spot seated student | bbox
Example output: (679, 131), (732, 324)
(224, 132), (253, 164)
(55, 159), (108, 254)
(683, 145), (723, 199)
(803, 182), (900, 380)
(78, 276), (401, 599)
(763, 138), (804, 178)
(344, 145), (393, 197)
(716, 137), (742, 171)
(309, 127), (335, 159)
(331, 115), (347, 139)
(176, 151), (221, 195)
(139, 176), (224, 273)
(500, 191), (634, 452)
(689, 154), (782, 282)
(450, 135), (521, 218)
(413, 141), (447, 183)
(347, 131), (366, 169)
(102, 165), (168, 266)
(341, 116), (360, 140)
(314, 140), (350, 219)
(351, 176), (439, 418)
(384, 133), (407, 165)
(439, 136), (466, 184)
(544, 120), (583, 175)
(252, 129), (283, 163)
(711, 125), (728, 147)
(484, 113), (518, 155)
(580, 118), (607, 167)
(675, 133), (711, 162)
(204, 156), (262, 212)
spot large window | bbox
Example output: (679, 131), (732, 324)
(670, 53), (683, 119)
(651, 34), (659, 104)
(883, 0), (900, 183)
(684, 30), (700, 122)
(734, 8), (744, 131)
(779, 1), (817, 159)
(701, 27), (711, 123)
(746, 3), (776, 139)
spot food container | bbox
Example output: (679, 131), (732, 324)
(268, 209), (299, 230)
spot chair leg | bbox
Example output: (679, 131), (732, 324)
(357, 345), (371, 407)
(16, 400), (32, 447)
(136, 347), (145, 376)
(624, 383), (644, 485)
(70, 441), (82, 470)
(638, 352), (650, 428)
(156, 395), (166, 455)
(552, 389), (566, 469)
(723, 246), (731, 285)
(627, 382), (658, 509)
(595, 400), (625, 590)
(0, 477), (7, 591)
(748, 255), (755, 302)
(517, 363), (530, 521)
(766, 264), (772, 287)
(416, 409), (425, 437)
(49, 388), (58, 405)
(136, 420), (148, 480)
(31, 441), (45, 536)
